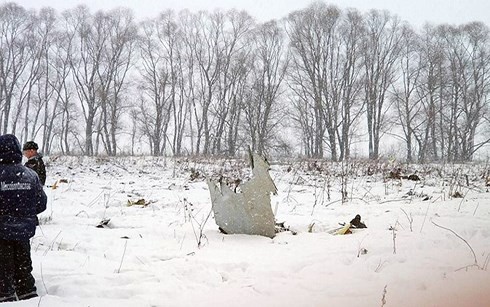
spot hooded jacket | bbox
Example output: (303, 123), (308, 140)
(0, 134), (47, 240)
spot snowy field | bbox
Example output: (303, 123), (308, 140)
(7, 156), (490, 307)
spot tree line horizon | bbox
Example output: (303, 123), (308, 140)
(1, 1), (489, 162)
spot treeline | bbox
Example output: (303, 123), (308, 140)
(0, 1), (489, 161)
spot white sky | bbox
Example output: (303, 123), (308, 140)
(6, 0), (490, 28)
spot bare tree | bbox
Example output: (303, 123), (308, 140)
(440, 23), (490, 161)
(171, 29), (189, 157)
(332, 8), (365, 161)
(457, 22), (490, 160)
(413, 24), (446, 162)
(287, 3), (342, 159)
(0, 3), (31, 135)
(46, 12), (78, 155)
(14, 10), (43, 142)
(243, 20), (288, 155)
(180, 10), (253, 156)
(35, 8), (62, 154)
(289, 89), (316, 157)
(443, 25), (466, 161)
(95, 8), (137, 156)
(138, 10), (181, 156)
(64, 5), (106, 156)
(181, 10), (219, 155)
(362, 10), (403, 160)
(220, 47), (249, 156)
(209, 10), (253, 156)
(391, 25), (423, 162)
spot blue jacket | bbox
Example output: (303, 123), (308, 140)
(0, 134), (47, 241)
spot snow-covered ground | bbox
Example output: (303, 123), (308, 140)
(7, 156), (490, 306)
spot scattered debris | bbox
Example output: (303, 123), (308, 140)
(96, 218), (111, 228)
(452, 191), (464, 198)
(403, 189), (431, 200)
(336, 223), (352, 235)
(388, 168), (403, 179)
(275, 221), (297, 235)
(350, 214), (367, 229)
(127, 198), (151, 207)
(307, 222), (315, 233)
(189, 168), (203, 181)
(388, 168), (421, 181)
(50, 178), (69, 189)
(334, 214), (367, 235)
(407, 174), (420, 181)
(359, 248), (368, 255)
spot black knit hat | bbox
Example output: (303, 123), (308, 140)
(23, 141), (38, 151)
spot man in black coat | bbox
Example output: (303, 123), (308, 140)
(0, 134), (47, 302)
(22, 141), (46, 186)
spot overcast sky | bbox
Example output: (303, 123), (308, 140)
(6, 0), (490, 28)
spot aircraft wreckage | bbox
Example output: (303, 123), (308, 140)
(207, 152), (277, 238)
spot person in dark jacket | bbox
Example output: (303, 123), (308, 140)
(0, 134), (47, 302)
(22, 141), (46, 186)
